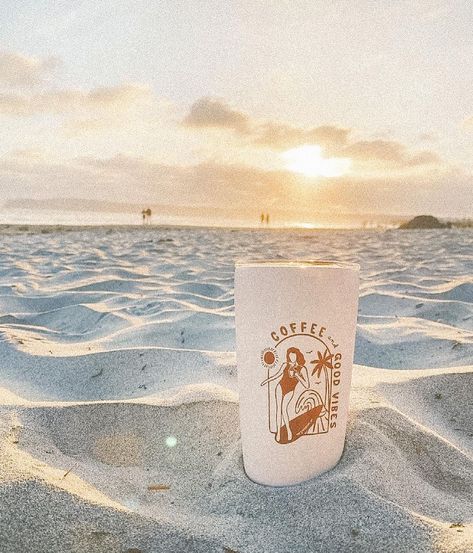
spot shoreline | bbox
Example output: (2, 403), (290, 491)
(0, 223), (471, 235)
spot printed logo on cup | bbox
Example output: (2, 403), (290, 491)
(260, 321), (342, 445)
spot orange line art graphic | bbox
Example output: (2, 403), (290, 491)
(260, 334), (338, 444)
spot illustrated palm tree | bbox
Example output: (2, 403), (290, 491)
(145, 208), (152, 224)
(310, 348), (334, 410)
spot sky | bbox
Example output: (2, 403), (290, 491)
(0, 0), (472, 225)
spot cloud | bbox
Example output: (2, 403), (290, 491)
(182, 97), (439, 168)
(182, 96), (250, 132)
(318, 169), (472, 217)
(341, 139), (440, 168)
(1, 150), (470, 220)
(0, 150), (294, 211)
(0, 93), (31, 115)
(406, 150), (440, 166)
(0, 51), (153, 123)
(86, 84), (152, 110)
(72, 154), (291, 207)
(182, 97), (348, 150)
(0, 83), (152, 116)
(61, 118), (110, 136)
(252, 121), (350, 150)
(418, 132), (438, 142)
(4, 148), (46, 161)
(0, 51), (60, 88)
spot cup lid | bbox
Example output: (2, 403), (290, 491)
(235, 259), (360, 270)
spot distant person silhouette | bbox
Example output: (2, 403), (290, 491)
(141, 208), (152, 225)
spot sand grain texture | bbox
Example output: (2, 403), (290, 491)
(0, 227), (472, 552)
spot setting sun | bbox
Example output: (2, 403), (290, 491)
(282, 145), (351, 178)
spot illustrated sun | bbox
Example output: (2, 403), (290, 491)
(261, 348), (278, 368)
(282, 144), (351, 178)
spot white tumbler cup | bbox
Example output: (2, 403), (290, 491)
(235, 260), (359, 486)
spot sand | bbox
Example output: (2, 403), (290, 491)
(0, 226), (472, 552)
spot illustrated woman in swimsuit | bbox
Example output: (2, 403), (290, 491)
(260, 347), (310, 442)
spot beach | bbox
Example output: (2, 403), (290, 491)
(0, 226), (472, 552)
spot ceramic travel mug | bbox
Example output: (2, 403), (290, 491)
(235, 260), (359, 486)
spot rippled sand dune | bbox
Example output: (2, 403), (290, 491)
(0, 227), (472, 552)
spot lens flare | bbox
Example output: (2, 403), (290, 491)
(165, 436), (177, 448)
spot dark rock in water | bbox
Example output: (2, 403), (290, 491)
(399, 215), (451, 229)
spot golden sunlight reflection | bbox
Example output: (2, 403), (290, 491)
(282, 144), (351, 178)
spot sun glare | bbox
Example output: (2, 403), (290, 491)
(282, 144), (351, 178)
